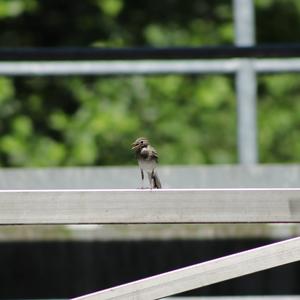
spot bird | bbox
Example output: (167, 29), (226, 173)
(131, 137), (162, 189)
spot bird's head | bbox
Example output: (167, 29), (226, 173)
(131, 137), (149, 151)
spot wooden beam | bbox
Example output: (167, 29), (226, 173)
(163, 295), (300, 300)
(0, 188), (300, 224)
(71, 236), (300, 300)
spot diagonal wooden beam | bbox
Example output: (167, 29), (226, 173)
(72, 236), (300, 300)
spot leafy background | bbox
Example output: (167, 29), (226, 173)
(0, 0), (300, 167)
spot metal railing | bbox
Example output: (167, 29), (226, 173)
(1, 0), (300, 164)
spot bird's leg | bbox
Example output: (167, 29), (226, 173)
(140, 169), (145, 189)
(149, 171), (155, 190)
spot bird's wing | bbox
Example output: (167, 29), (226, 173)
(148, 146), (159, 162)
(140, 146), (159, 162)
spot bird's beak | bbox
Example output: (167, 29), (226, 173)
(131, 142), (138, 150)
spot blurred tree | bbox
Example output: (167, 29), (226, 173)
(0, 0), (299, 166)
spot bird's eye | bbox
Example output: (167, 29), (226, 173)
(141, 141), (143, 144)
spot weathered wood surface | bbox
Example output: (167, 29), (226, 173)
(0, 188), (300, 224)
(72, 236), (300, 300)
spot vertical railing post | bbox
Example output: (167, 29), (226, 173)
(233, 0), (258, 164)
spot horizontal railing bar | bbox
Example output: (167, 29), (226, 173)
(1, 46), (300, 61)
(72, 236), (300, 300)
(0, 188), (300, 224)
(255, 58), (300, 73)
(1, 59), (300, 75)
(0, 59), (239, 76)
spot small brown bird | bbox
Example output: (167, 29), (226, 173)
(132, 137), (162, 189)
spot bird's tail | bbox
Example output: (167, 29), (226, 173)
(151, 171), (162, 189)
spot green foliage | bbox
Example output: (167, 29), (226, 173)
(0, 74), (236, 167)
(258, 74), (300, 162)
(0, 0), (299, 166)
(0, 0), (37, 19)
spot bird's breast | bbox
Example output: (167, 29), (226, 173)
(138, 159), (156, 172)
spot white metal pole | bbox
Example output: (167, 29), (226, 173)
(233, 0), (258, 164)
